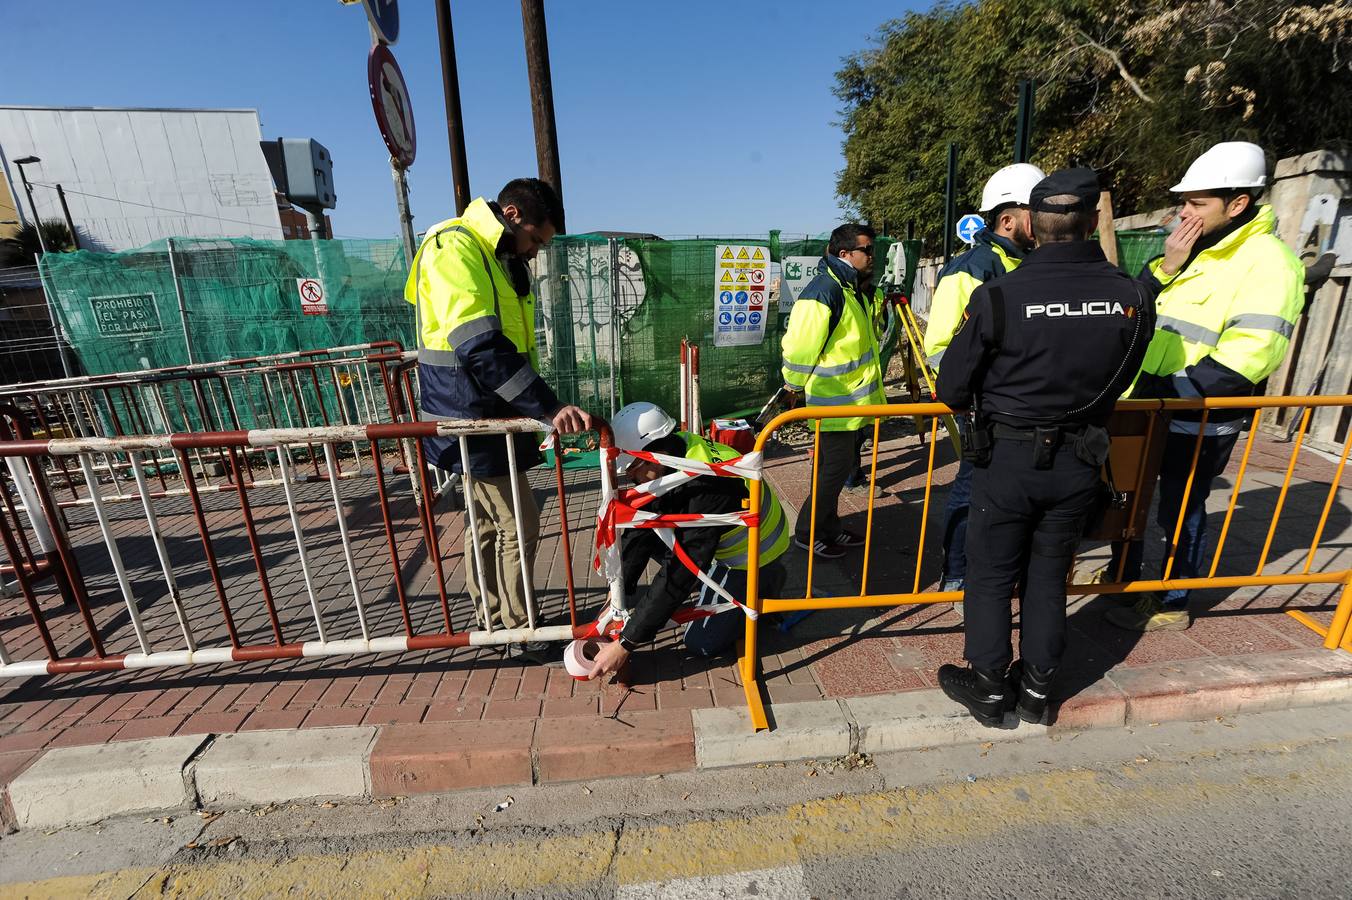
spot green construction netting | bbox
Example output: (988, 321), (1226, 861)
(1116, 230), (1167, 278)
(40, 237), (412, 375)
(614, 235), (920, 419)
(37, 232), (922, 424)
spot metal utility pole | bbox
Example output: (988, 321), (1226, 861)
(435, 0), (472, 215)
(166, 238), (197, 365)
(1014, 80), (1035, 164)
(520, 0), (564, 229)
(391, 161), (417, 266)
(55, 185), (80, 250)
(12, 156), (48, 254)
(943, 142), (958, 264)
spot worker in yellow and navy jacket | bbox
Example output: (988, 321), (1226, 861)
(405, 178), (598, 664)
(923, 164), (1046, 608)
(1107, 142), (1304, 633)
(586, 402), (792, 678)
(779, 223), (886, 560)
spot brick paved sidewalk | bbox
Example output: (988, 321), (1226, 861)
(2, 430), (1348, 795)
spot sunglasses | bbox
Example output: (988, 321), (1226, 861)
(850, 244), (875, 257)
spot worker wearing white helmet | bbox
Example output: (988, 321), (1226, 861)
(1107, 141), (1303, 634)
(922, 161), (1045, 611)
(588, 402), (790, 678)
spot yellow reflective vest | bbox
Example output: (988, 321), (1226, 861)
(403, 197), (558, 475)
(780, 255), (886, 432)
(680, 432), (790, 568)
(922, 230), (1023, 369)
(1138, 205), (1303, 434)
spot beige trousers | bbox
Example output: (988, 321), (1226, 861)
(464, 473), (539, 631)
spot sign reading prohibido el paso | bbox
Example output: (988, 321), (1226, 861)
(89, 293), (164, 337)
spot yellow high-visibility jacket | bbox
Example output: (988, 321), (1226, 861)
(404, 197), (559, 474)
(680, 432), (790, 569)
(1134, 205), (1303, 435)
(780, 255), (885, 431)
(922, 229), (1024, 369)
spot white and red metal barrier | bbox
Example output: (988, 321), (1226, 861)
(0, 413), (600, 677)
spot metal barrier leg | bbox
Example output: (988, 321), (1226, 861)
(1325, 572), (1352, 652)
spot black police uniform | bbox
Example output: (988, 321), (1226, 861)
(934, 168), (1155, 726)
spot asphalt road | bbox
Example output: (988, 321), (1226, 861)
(4, 703), (1352, 898)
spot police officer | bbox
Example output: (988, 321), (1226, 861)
(587, 402), (791, 678)
(934, 168), (1155, 727)
(923, 163), (1045, 607)
(405, 178), (597, 664)
(780, 224), (886, 559)
(1106, 142), (1304, 633)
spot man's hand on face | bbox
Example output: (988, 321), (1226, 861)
(552, 404), (598, 435)
(1161, 216), (1204, 276)
(588, 638), (630, 680)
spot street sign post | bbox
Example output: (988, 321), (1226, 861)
(362, 0), (399, 44)
(956, 213), (985, 244)
(368, 44), (416, 168)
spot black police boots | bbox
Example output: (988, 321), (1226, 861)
(937, 663), (1008, 728)
(1007, 659), (1057, 724)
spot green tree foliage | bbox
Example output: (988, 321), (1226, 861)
(836, 1), (1352, 252)
(0, 219), (77, 267)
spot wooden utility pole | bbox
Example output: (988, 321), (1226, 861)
(435, 0), (472, 215)
(520, 0), (564, 230)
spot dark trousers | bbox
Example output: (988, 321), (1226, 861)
(964, 438), (1099, 672)
(1109, 430), (1241, 608)
(682, 561), (787, 657)
(794, 428), (859, 544)
(941, 458), (974, 582)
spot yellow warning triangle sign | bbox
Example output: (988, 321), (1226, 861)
(737, 272), (749, 282)
(721, 247), (734, 260)
(752, 248), (765, 261)
(737, 247), (750, 260)
(721, 270), (733, 283)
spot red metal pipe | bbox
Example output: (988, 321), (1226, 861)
(176, 447), (241, 648)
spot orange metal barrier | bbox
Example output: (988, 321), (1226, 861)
(738, 396), (1352, 730)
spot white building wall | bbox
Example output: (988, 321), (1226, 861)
(0, 106), (283, 251)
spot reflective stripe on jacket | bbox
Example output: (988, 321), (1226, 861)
(404, 198), (559, 475)
(680, 432), (790, 568)
(922, 230), (1023, 369)
(779, 255), (886, 432)
(1139, 205), (1303, 435)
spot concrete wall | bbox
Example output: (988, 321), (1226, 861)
(0, 106), (283, 251)
(1262, 151), (1352, 453)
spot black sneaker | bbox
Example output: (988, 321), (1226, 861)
(832, 530), (866, 548)
(792, 535), (846, 559)
(937, 663), (1009, 728)
(1006, 660), (1057, 725)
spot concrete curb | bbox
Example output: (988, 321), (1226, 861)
(2, 647), (1350, 831)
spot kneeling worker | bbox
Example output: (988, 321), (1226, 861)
(934, 168), (1154, 726)
(588, 402), (790, 678)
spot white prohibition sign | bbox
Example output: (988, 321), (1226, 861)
(298, 279), (324, 305)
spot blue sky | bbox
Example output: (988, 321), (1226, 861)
(3, 0), (919, 239)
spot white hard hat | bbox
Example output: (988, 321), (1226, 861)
(1170, 141), (1267, 193)
(979, 163), (1048, 213)
(610, 401), (677, 470)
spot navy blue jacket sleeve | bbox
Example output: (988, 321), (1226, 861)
(457, 331), (562, 420)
